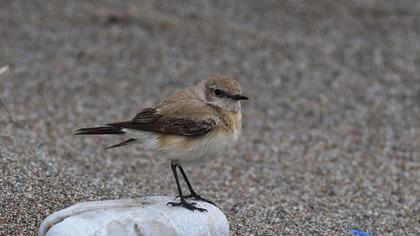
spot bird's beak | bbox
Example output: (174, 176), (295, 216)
(230, 94), (249, 100)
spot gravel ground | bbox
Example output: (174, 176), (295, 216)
(1, 0), (420, 235)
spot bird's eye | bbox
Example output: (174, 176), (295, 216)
(214, 89), (222, 96)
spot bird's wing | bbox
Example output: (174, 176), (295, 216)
(107, 99), (219, 136)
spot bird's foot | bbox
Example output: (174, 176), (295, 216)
(167, 200), (207, 212)
(175, 192), (217, 206)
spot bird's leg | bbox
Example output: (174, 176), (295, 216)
(177, 164), (217, 206)
(177, 164), (197, 196)
(167, 161), (207, 212)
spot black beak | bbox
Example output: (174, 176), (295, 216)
(230, 94), (249, 100)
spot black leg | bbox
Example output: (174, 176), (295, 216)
(178, 165), (197, 195)
(167, 161), (207, 212)
(177, 164), (217, 206)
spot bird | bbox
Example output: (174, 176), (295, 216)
(75, 75), (248, 212)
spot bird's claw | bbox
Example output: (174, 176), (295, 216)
(175, 193), (217, 206)
(167, 201), (206, 212)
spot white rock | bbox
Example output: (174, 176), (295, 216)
(38, 196), (229, 236)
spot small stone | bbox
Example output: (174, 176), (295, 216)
(38, 196), (229, 236)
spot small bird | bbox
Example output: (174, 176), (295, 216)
(75, 75), (248, 211)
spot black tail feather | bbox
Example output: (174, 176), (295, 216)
(105, 138), (137, 150)
(74, 126), (125, 135)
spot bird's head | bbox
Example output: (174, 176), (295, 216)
(201, 75), (248, 112)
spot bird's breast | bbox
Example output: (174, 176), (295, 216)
(156, 127), (239, 163)
(182, 112), (242, 163)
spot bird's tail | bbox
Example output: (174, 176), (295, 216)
(74, 126), (125, 135)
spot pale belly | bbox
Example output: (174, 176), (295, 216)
(124, 124), (240, 164)
(158, 132), (239, 164)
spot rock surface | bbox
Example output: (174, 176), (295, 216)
(38, 196), (229, 236)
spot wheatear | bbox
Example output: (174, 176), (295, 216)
(75, 75), (248, 211)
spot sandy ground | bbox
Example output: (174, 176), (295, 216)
(1, 0), (420, 235)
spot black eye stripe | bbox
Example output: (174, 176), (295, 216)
(212, 88), (233, 98)
(215, 89), (229, 97)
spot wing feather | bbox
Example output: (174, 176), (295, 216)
(107, 99), (219, 136)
